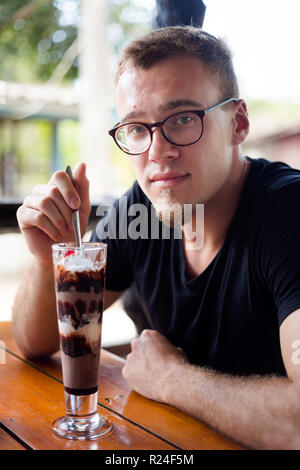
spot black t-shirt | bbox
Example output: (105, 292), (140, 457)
(91, 157), (300, 376)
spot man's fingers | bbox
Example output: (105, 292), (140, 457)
(23, 194), (69, 236)
(18, 206), (60, 241)
(130, 337), (139, 352)
(72, 162), (91, 216)
(49, 170), (81, 210)
(25, 163), (91, 241)
(26, 186), (74, 231)
(48, 163), (91, 219)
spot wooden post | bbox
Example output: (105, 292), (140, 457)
(51, 121), (62, 174)
(78, 0), (112, 201)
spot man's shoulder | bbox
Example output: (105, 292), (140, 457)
(245, 157), (300, 237)
(245, 157), (300, 215)
(248, 157), (300, 195)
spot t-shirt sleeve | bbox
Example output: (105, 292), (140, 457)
(257, 183), (300, 326)
(90, 195), (134, 292)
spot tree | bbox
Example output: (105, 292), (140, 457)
(0, 0), (154, 85)
(0, 0), (78, 83)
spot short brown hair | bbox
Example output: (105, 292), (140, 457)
(115, 25), (239, 100)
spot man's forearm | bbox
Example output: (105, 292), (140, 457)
(122, 329), (300, 449)
(164, 363), (300, 450)
(12, 256), (59, 358)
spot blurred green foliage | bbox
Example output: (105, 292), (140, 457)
(0, 0), (153, 196)
(58, 119), (80, 167)
(0, 0), (153, 84)
(109, 0), (154, 55)
(17, 120), (52, 192)
(0, 0), (79, 83)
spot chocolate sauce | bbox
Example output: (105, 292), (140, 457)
(64, 386), (98, 396)
(55, 266), (105, 293)
(58, 299), (103, 329)
(60, 334), (95, 358)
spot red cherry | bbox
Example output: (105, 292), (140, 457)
(64, 250), (75, 257)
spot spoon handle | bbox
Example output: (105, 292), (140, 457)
(66, 165), (82, 248)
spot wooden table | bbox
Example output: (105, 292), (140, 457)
(0, 321), (244, 452)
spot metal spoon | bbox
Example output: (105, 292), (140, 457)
(66, 165), (82, 249)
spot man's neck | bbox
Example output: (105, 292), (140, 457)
(182, 155), (251, 277)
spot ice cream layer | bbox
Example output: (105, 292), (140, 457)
(58, 314), (101, 348)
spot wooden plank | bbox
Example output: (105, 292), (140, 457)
(0, 351), (175, 450)
(98, 352), (244, 450)
(0, 322), (20, 350)
(2, 322), (244, 450)
(0, 426), (27, 450)
(1, 322), (244, 450)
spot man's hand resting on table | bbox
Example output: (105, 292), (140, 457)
(122, 329), (189, 403)
(122, 328), (300, 450)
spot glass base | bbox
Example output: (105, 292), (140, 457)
(52, 412), (112, 440)
(52, 390), (112, 440)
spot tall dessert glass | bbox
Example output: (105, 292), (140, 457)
(51, 242), (112, 440)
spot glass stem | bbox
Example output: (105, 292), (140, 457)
(65, 390), (98, 417)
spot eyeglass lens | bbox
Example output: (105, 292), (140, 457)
(115, 111), (203, 154)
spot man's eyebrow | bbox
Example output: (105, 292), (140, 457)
(159, 99), (204, 112)
(119, 99), (204, 124)
(120, 110), (145, 123)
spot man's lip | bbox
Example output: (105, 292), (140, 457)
(150, 172), (189, 182)
(150, 173), (190, 187)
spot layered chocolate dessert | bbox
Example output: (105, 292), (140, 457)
(54, 251), (105, 396)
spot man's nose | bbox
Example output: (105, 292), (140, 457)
(147, 128), (179, 162)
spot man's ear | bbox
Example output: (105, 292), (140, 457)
(232, 100), (249, 145)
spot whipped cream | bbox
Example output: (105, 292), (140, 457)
(61, 253), (103, 272)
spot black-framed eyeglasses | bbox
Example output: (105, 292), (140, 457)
(108, 97), (237, 156)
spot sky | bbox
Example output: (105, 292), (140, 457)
(143, 0), (300, 104)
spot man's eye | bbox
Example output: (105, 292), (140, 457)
(178, 115), (193, 124)
(127, 125), (147, 136)
(169, 114), (196, 127)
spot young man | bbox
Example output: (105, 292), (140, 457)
(13, 26), (300, 449)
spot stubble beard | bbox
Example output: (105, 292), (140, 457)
(153, 188), (193, 228)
